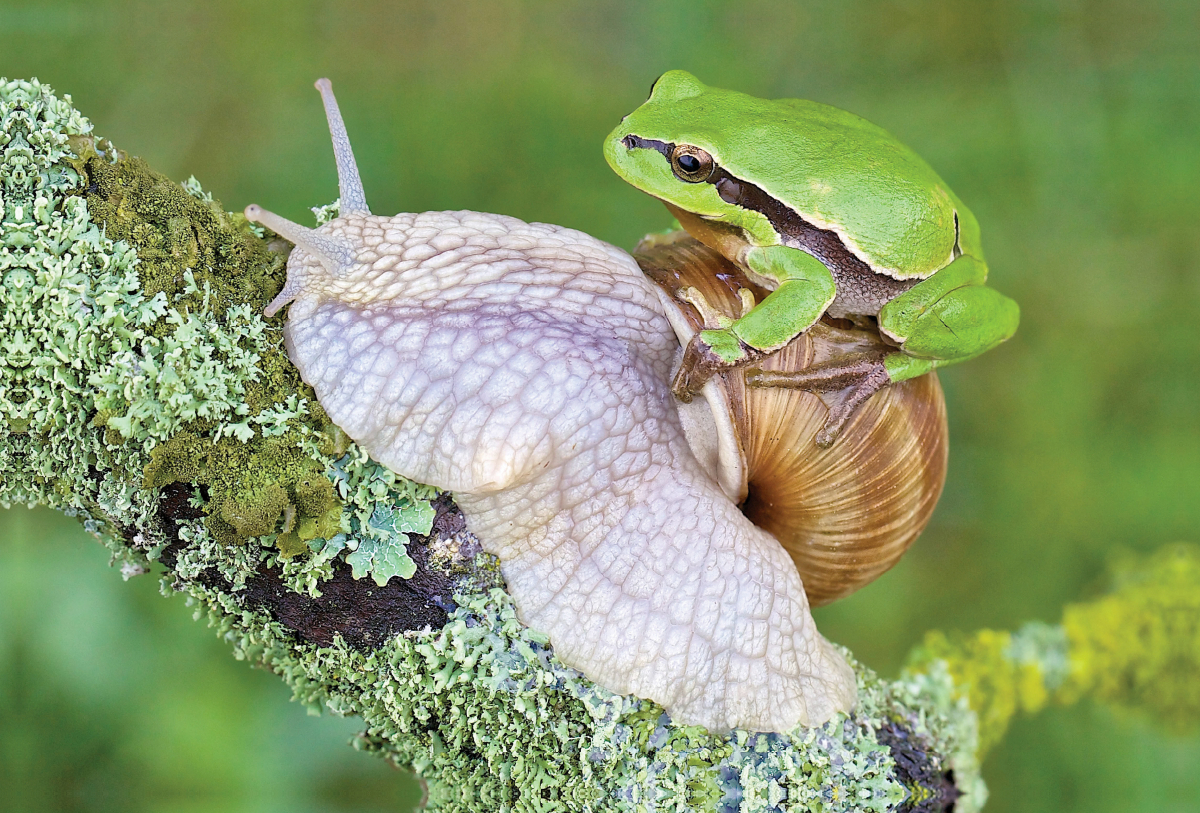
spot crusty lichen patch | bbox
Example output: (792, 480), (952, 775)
(4, 78), (992, 813)
(1060, 544), (1200, 729)
(1, 76), (434, 583)
(904, 543), (1200, 787)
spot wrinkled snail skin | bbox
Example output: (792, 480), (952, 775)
(244, 79), (857, 733)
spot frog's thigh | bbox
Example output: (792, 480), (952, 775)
(882, 283), (1020, 361)
(878, 255), (988, 335)
(731, 246), (836, 352)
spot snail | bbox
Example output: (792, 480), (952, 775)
(633, 233), (948, 607)
(244, 79), (856, 734)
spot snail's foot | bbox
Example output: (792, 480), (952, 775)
(746, 353), (891, 447)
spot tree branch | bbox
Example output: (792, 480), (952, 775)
(3, 77), (1192, 813)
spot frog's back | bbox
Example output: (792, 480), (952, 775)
(675, 87), (980, 279)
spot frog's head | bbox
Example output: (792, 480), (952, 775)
(604, 70), (754, 221)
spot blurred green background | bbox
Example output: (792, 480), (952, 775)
(2, 0), (1198, 810)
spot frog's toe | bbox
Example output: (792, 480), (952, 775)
(813, 363), (891, 447)
(671, 330), (769, 401)
(671, 334), (725, 401)
(746, 353), (891, 447)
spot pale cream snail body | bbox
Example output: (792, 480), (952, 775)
(244, 80), (945, 733)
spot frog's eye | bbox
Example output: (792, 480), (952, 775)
(670, 145), (715, 183)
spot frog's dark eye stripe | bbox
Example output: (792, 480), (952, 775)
(620, 133), (886, 288)
(621, 134), (672, 159)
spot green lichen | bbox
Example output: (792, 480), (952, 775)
(0, 78), (160, 563)
(322, 443), (438, 585)
(1059, 544), (1200, 729)
(905, 628), (1032, 757)
(171, 561), (981, 813)
(0, 76), (433, 586)
(3, 78), (989, 811)
(905, 544), (1200, 769)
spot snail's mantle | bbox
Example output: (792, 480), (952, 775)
(2, 78), (1193, 813)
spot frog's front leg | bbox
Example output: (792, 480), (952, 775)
(748, 255), (1019, 446)
(672, 245), (835, 400)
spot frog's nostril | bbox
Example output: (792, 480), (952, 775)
(621, 134), (636, 149)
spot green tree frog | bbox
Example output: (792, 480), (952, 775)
(604, 70), (1019, 445)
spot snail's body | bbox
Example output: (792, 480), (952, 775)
(247, 81), (857, 732)
(272, 209), (855, 732)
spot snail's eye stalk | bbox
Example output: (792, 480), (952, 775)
(243, 204), (357, 317)
(314, 77), (370, 215)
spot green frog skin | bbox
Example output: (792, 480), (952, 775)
(244, 79), (857, 734)
(605, 70), (1019, 446)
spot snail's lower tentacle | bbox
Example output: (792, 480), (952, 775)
(276, 210), (859, 732)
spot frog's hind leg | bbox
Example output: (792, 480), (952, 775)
(747, 353), (893, 448)
(874, 254), (1018, 375)
(880, 284), (1020, 378)
(748, 255), (1018, 446)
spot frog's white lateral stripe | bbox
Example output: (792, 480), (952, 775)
(752, 176), (947, 282)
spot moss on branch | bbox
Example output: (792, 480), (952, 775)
(4, 77), (1194, 813)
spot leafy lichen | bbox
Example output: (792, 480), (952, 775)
(2, 77), (1024, 812)
(175, 564), (980, 813)
(1, 76), (432, 587)
(0, 78), (160, 563)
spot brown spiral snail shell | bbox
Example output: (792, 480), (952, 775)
(634, 233), (949, 606)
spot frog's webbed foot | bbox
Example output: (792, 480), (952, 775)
(672, 332), (727, 401)
(672, 329), (773, 401)
(671, 286), (768, 401)
(746, 352), (891, 447)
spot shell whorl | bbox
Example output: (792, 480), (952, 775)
(635, 235), (949, 606)
(275, 209), (857, 732)
(249, 80), (858, 733)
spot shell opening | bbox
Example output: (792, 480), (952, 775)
(314, 78), (370, 215)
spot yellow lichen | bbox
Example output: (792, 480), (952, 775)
(1060, 544), (1200, 730)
